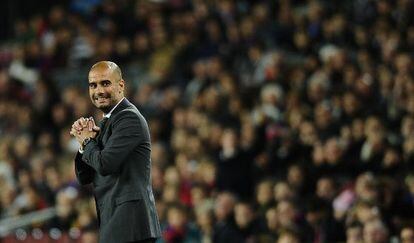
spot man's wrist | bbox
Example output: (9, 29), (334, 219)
(81, 137), (93, 149)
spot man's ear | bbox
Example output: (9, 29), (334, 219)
(119, 79), (125, 90)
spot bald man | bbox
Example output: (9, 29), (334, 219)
(70, 61), (161, 243)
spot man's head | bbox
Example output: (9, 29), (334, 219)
(214, 192), (236, 222)
(363, 219), (389, 243)
(234, 202), (254, 229)
(346, 222), (363, 243)
(401, 226), (414, 243)
(88, 61), (125, 113)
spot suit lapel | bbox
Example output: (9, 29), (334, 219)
(96, 117), (108, 145)
(96, 98), (132, 145)
(110, 98), (131, 117)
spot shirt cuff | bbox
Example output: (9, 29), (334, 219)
(79, 147), (84, 154)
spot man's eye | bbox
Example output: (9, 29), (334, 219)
(89, 84), (96, 88)
(103, 82), (110, 87)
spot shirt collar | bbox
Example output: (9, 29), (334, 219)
(104, 97), (125, 118)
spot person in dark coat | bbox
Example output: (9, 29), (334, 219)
(70, 61), (161, 243)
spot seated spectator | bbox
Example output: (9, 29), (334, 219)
(363, 219), (389, 243)
(400, 226), (414, 243)
(346, 222), (363, 243)
(163, 203), (201, 243)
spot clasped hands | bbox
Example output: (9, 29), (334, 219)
(70, 117), (101, 147)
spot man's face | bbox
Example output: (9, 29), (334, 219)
(401, 228), (414, 243)
(88, 68), (124, 113)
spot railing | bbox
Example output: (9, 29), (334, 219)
(0, 207), (57, 238)
(1, 229), (88, 243)
(0, 208), (98, 242)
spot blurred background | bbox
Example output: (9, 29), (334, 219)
(1, 0), (414, 242)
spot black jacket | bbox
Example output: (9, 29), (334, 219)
(75, 98), (161, 242)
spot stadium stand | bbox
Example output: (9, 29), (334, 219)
(1, 0), (414, 242)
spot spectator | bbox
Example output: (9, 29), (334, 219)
(162, 203), (200, 243)
(0, 0), (414, 241)
(346, 222), (363, 243)
(212, 192), (238, 243)
(401, 226), (414, 243)
(215, 128), (254, 200)
(363, 219), (389, 243)
(233, 202), (259, 242)
(277, 229), (300, 243)
(254, 179), (274, 216)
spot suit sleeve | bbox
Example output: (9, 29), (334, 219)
(74, 152), (95, 185)
(81, 110), (143, 176)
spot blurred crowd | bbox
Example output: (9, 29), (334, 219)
(1, 0), (414, 242)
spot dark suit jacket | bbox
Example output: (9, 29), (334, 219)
(74, 98), (161, 243)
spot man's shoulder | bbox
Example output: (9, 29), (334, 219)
(113, 107), (140, 120)
(110, 103), (149, 135)
(112, 102), (147, 123)
(112, 99), (139, 116)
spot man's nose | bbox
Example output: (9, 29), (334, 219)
(96, 85), (105, 94)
